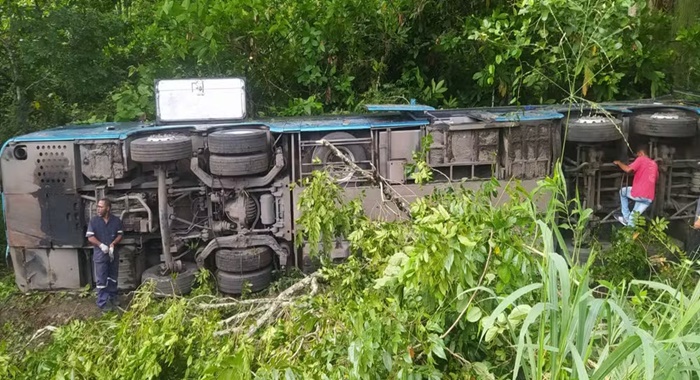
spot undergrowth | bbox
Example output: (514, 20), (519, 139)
(0, 268), (16, 303)
(1, 166), (699, 379)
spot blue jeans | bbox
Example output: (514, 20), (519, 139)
(619, 186), (652, 226)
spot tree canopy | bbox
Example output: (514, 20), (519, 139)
(1, 0), (698, 141)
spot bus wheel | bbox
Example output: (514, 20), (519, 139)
(215, 247), (273, 272)
(140, 261), (198, 296)
(311, 132), (367, 182)
(131, 134), (193, 163)
(209, 152), (270, 176)
(216, 265), (273, 295)
(566, 116), (623, 143)
(633, 113), (697, 138)
(208, 129), (269, 154)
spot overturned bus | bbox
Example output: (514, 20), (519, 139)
(1, 78), (699, 295)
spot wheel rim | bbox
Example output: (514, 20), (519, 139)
(576, 116), (608, 124)
(324, 147), (356, 182)
(217, 130), (258, 135)
(650, 113), (680, 120)
(145, 134), (185, 142)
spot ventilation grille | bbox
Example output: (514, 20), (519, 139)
(35, 144), (71, 184)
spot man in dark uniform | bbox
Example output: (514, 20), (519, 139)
(86, 198), (124, 312)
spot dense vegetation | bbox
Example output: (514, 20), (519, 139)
(1, 165), (699, 379)
(1, 0), (700, 142)
(2, 0), (700, 378)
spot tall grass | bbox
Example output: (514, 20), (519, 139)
(483, 165), (700, 379)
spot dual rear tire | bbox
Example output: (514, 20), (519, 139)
(208, 129), (271, 176)
(215, 247), (274, 294)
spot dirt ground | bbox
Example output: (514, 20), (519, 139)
(0, 266), (132, 343)
(1, 293), (95, 337)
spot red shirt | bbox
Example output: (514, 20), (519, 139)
(629, 156), (658, 200)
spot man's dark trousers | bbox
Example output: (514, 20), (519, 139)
(94, 251), (119, 309)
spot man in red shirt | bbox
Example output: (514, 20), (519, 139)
(613, 144), (659, 227)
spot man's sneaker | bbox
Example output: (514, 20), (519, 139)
(109, 297), (121, 307)
(99, 303), (115, 315)
(107, 298), (124, 314)
(616, 215), (628, 226)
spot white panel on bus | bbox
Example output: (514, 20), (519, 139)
(155, 78), (246, 123)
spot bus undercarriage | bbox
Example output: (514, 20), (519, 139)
(2, 78), (699, 295)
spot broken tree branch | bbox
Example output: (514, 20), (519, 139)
(244, 300), (294, 337)
(197, 297), (275, 310)
(213, 272), (323, 337)
(26, 325), (58, 348)
(218, 307), (266, 326)
(317, 139), (412, 215)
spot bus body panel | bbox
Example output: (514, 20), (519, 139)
(2, 88), (700, 293)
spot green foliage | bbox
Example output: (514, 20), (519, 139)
(190, 265), (216, 297)
(3, 166), (700, 378)
(2, 1), (700, 379)
(6, 283), (254, 380)
(673, 21), (700, 91)
(293, 169), (365, 259)
(3, 0), (698, 142)
(595, 230), (651, 284)
(481, 218), (700, 380)
(405, 134), (434, 184)
(111, 66), (156, 122)
(466, 0), (683, 104)
(591, 217), (685, 285)
(0, 0), (133, 140)
(268, 96), (324, 117)
(0, 269), (16, 303)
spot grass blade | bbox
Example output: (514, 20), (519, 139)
(481, 283), (543, 341)
(513, 302), (546, 380)
(630, 280), (688, 304)
(590, 335), (642, 380)
(570, 345), (590, 380)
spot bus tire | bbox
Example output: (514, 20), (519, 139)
(140, 261), (198, 296)
(566, 117), (623, 143)
(209, 152), (269, 176)
(208, 129), (269, 154)
(131, 134), (193, 163)
(311, 132), (367, 182)
(633, 113), (697, 138)
(215, 247), (273, 272)
(216, 266), (273, 295)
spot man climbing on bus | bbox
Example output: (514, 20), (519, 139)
(692, 195), (700, 230)
(613, 144), (658, 227)
(86, 198), (124, 312)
